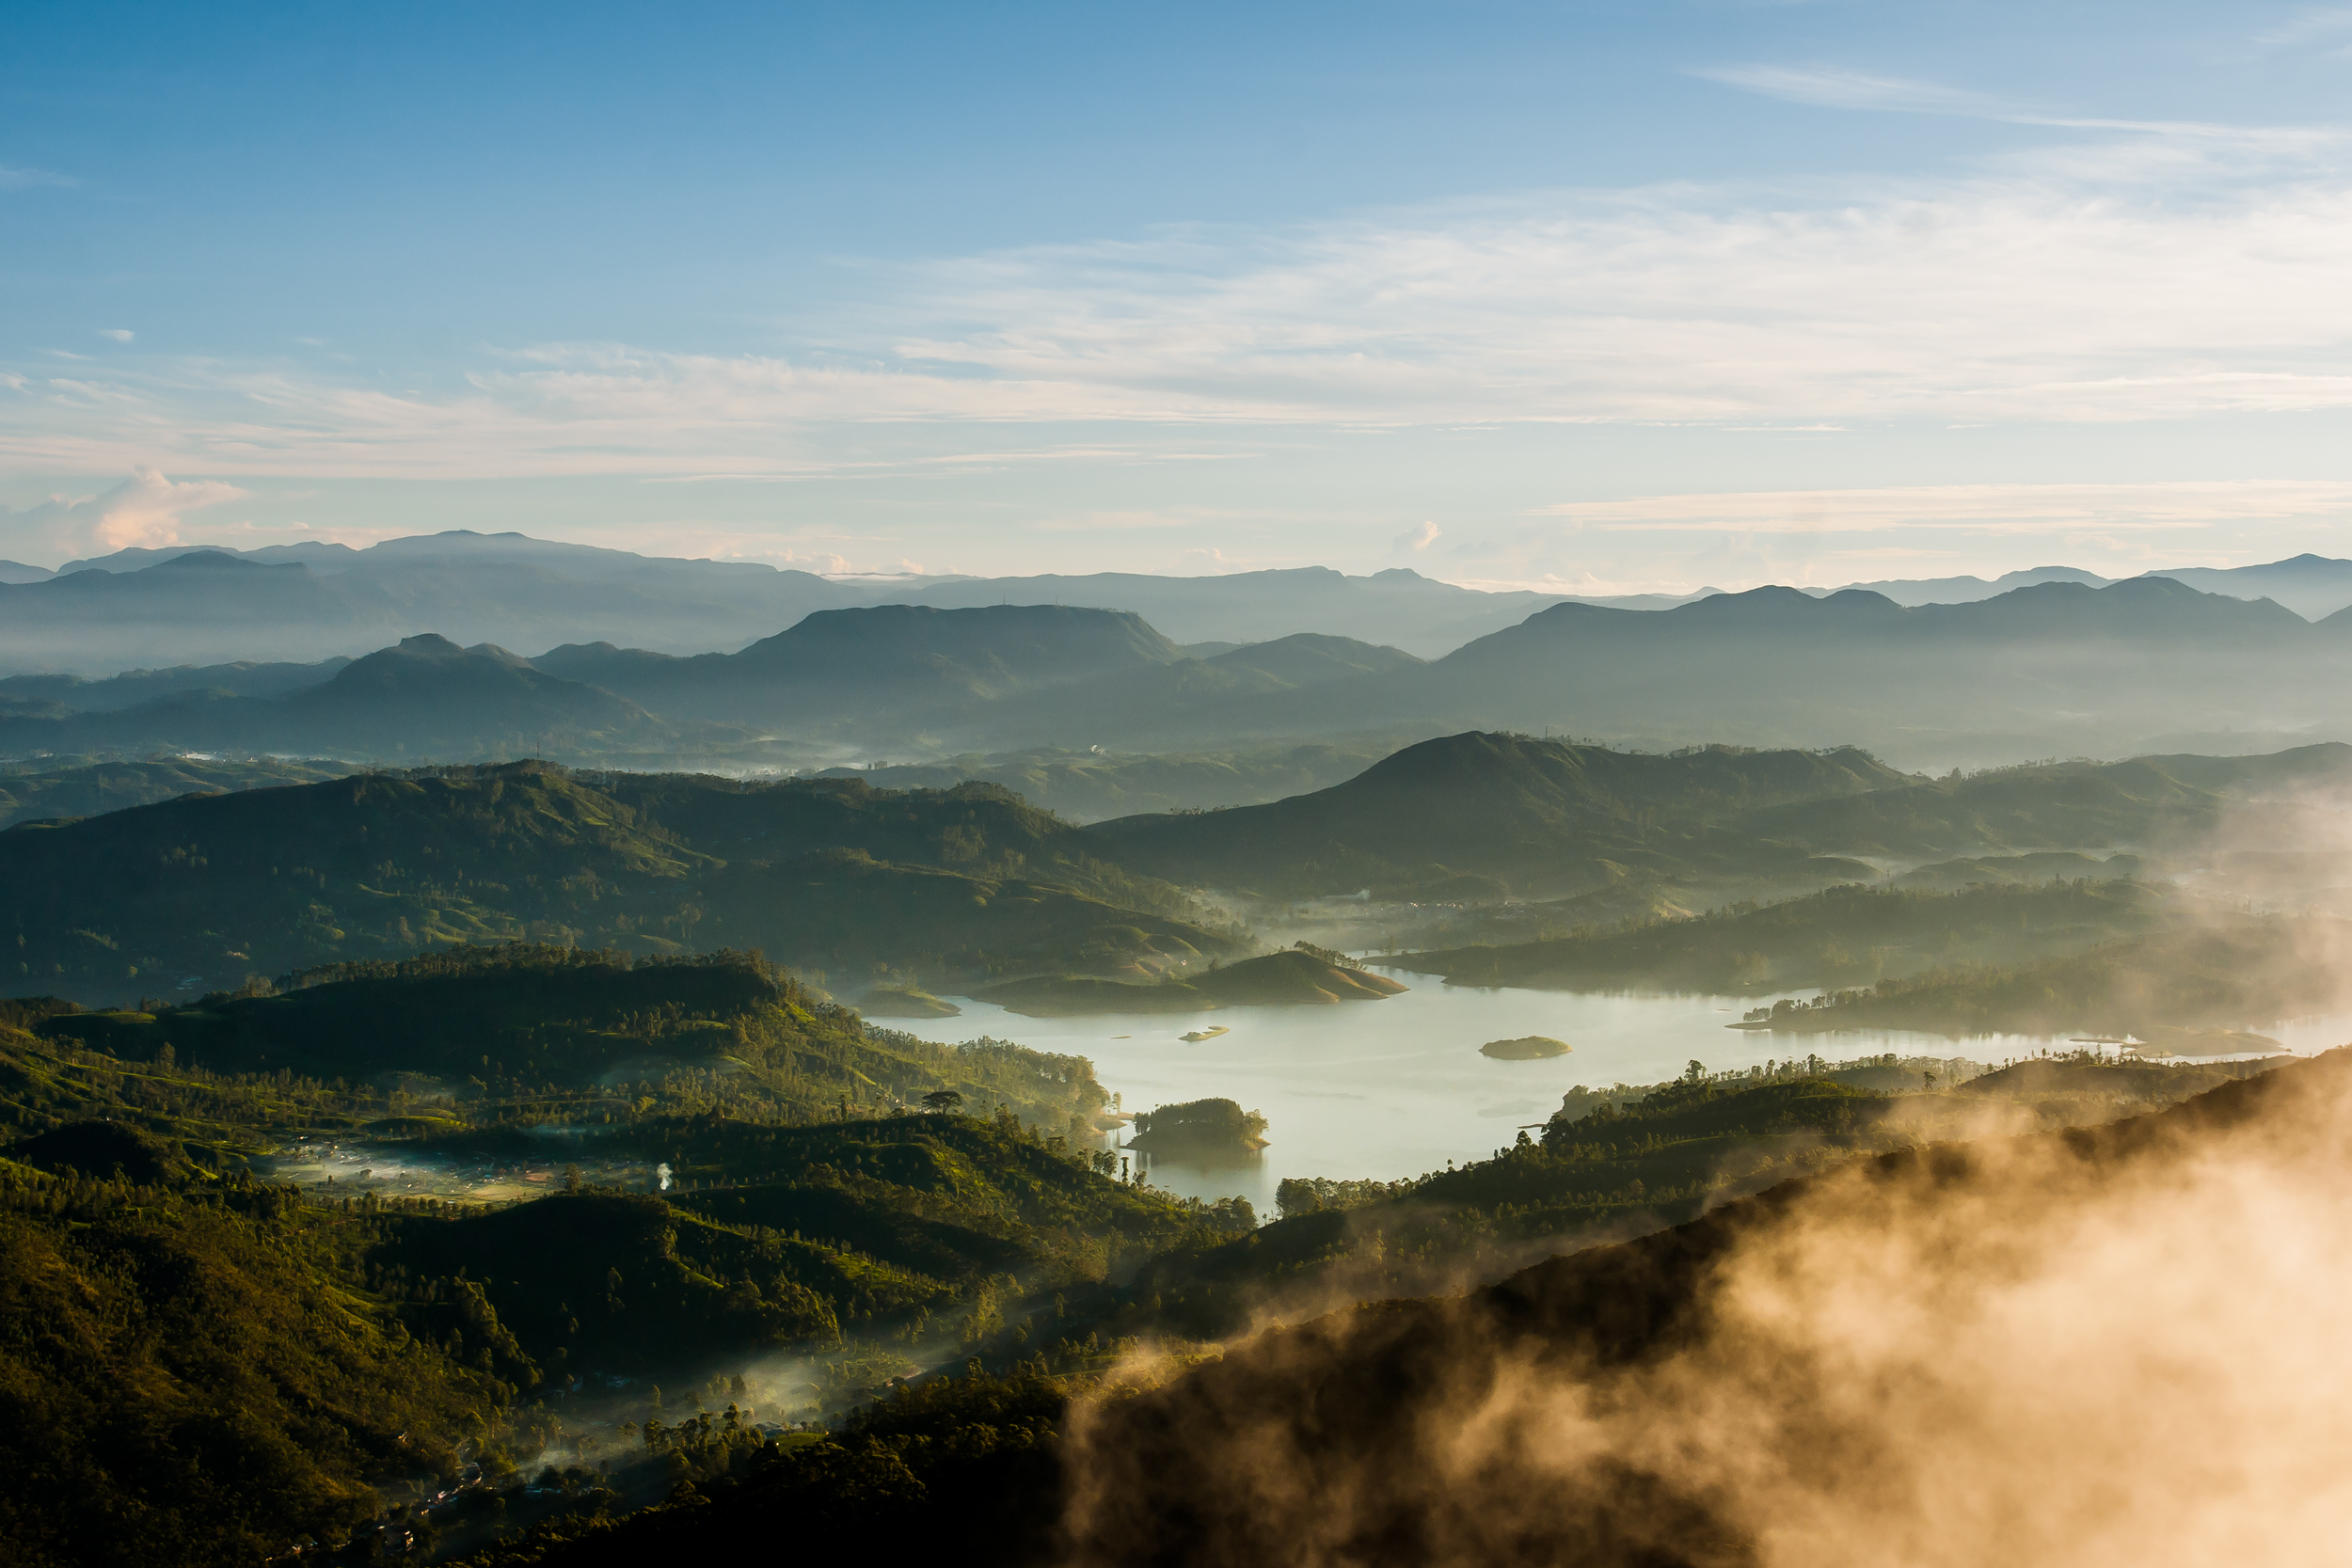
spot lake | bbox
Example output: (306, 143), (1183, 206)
(888, 967), (2352, 1212)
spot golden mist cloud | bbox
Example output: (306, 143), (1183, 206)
(1059, 1052), (2352, 1567)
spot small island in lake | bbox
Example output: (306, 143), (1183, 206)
(1481, 1036), (1572, 1060)
(1125, 1097), (1270, 1159)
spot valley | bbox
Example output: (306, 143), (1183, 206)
(8, 562), (2352, 1568)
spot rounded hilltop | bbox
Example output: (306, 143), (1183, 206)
(1125, 1098), (1270, 1160)
(977, 942), (1406, 1017)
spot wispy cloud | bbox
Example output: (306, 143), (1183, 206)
(2255, 8), (2352, 46)
(98, 328), (134, 343)
(1534, 482), (2352, 534)
(7, 119), (2352, 479)
(1697, 61), (2347, 162)
(0, 164), (73, 191)
(1692, 65), (1998, 115)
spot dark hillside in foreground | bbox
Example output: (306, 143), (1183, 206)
(459, 1053), (2331, 1568)
(0, 997), (1248, 1568)
(1057, 1051), (2350, 1568)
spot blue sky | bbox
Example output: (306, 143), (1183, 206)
(7, 1), (2352, 590)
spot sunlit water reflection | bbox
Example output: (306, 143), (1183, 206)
(890, 967), (2352, 1211)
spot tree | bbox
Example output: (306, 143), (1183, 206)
(923, 1089), (964, 1114)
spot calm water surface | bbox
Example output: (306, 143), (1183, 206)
(892, 968), (2352, 1211)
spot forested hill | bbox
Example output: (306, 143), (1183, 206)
(29, 942), (1116, 1130)
(0, 763), (1225, 1006)
(1079, 732), (1910, 898)
(1077, 733), (2352, 899)
(0, 958), (1249, 1568)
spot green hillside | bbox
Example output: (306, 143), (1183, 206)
(1081, 731), (1909, 898)
(696, 852), (1228, 986)
(438, 1053), (2312, 1568)
(31, 943), (1126, 1135)
(0, 764), (1226, 1006)
(0, 945), (1259, 1567)
(1079, 734), (2352, 906)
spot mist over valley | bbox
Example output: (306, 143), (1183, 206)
(12, 7), (2352, 1561)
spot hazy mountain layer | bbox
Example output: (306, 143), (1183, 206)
(0, 634), (704, 762)
(1, 533), (856, 673)
(14, 570), (2352, 769)
(1, 533), (1563, 672)
(0, 762), (1222, 1006)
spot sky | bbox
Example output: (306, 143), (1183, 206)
(6, 0), (2352, 591)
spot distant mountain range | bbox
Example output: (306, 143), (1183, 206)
(11, 528), (2352, 677)
(1810, 556), (2352, 619)
(0, 633), (706, 762)
(0, 531), (1574, 671)
(11, 575), (2352, 769)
